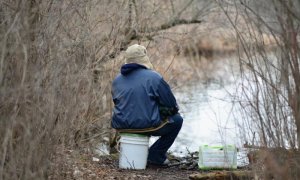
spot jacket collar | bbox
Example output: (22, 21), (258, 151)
(121, 63), (147, 75)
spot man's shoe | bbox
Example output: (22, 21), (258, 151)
(147, 159), (170, 167)
(163, 159), (170, 165)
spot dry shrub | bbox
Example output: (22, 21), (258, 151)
(0, 0), (127, 179)
(247, 148), (300, 179)
(218, 0), (300, 179)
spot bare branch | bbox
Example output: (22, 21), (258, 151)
(143, 19), (202, 33)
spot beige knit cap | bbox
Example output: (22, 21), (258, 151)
(125, 44), (153, 69)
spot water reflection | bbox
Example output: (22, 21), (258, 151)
(170, 82), (239, 154)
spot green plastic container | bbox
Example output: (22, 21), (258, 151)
(198, 145), (237, 170)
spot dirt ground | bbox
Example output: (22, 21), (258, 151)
(49, 147), (255, 180)
(88, 155), (198, 180)
(49, 147), (201, 180)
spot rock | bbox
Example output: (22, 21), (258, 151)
(92, 157), (100, 162)
(73, 167), (84, 179)
(89, 173), (97, 177)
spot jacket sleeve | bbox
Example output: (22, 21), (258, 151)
(155, 78), (179, 112)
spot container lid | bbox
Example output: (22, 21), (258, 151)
(120, 133), (148, 138)
(200, 145), (236, 150)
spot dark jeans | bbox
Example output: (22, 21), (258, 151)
(143, 113), (183, 164)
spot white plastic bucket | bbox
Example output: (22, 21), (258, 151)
(119, 133), (149, 169)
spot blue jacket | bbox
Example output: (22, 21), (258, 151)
(111, 63), (178, 129)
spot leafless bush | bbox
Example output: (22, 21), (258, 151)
(0, 1), (124, 179)
(218, 0), (300, 178)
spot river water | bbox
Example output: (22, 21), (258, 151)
(170, 82), (239, 153)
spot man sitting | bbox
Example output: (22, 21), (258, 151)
(111, 44), (183, 166)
